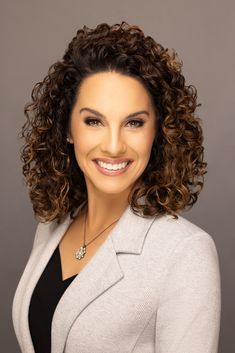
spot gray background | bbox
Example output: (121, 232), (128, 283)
(1, 0), (234, 352)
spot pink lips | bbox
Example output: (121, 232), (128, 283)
(93, 159), (132, 176)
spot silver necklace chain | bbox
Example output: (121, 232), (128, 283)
(75, 208), (120, 260)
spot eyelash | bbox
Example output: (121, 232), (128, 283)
(84, 117), (145, 128)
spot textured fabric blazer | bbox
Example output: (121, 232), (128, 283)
(12, 203), (221, 353)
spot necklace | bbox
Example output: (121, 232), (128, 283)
(75, 208), (120, 260)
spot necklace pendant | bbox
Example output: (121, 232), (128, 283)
(75, 245), (86, 260)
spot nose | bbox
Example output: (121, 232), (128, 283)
(99, 128), (127, 155)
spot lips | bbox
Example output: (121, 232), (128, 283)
(93, 159), (132, 175)
(93, 158), (132, 164)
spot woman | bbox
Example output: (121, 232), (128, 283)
(12, 22), (221, 353)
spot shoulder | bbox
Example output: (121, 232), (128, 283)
(142, 214), (221, 304)
(150, 212), (215, 244)
(31, 214), (70, 249)
(151, 212), (210, 237)
(145, 213), (219, 266)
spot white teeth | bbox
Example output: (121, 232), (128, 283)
(96, 160), (129, 170)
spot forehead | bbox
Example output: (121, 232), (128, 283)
(75, 71), (154, 112)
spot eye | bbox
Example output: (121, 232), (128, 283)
(84, 117), (145, 128)
(84, 117), (102, 127)
(126, 119), (145, 128)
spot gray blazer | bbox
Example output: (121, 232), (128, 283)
(12, 203), (221, 353)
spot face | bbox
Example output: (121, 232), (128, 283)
(68, 71), (157, 199)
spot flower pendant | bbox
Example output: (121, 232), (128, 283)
(75, 245), (86, 260)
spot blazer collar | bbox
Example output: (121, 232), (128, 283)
(57, 197), (157, 255)
(19, 199), (157, 353)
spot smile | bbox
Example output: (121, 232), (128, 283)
(96, 160), (130, 170)
(93, 159), (132, 176)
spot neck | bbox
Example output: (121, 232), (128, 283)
(83, 191), (130, 235)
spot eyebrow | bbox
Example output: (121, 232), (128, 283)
(79, 107), (150, 119)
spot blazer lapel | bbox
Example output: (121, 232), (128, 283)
(18, 199), (157, 353)
(51, 204), (157, 353)
(51, 232), (123, 353)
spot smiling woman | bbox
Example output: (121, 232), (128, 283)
(19, 22), (206, 224)
(12, 21), (221, 353)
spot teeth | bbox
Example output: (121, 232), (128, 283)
(97, 160), (129, 170)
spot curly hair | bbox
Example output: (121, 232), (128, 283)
(20, 21), (207, 224)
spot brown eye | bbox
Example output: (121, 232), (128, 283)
(84, 117), (102, 127)
(126, 119), (145, 128)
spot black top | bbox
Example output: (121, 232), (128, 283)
(28, 246), (77, 353)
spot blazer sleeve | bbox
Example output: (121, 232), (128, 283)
(155, 232), (221, 353)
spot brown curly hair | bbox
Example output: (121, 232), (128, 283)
(20, 21), (207, 224)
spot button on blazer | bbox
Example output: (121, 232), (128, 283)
(12, 202), (221, 353)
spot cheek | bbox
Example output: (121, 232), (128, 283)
(72, 128), (96, 153)
(76, 139), (94, 151)
(129, 132), (155, 158)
